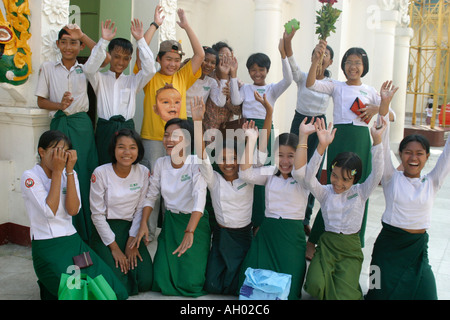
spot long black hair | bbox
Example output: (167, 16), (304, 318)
(38, 130), (72, 159)
(108, 128), (144, 165)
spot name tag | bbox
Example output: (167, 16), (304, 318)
(237, 182), (247, 190)
(256, 88), (265, 95)
(203, 86), (211, 91)
(181, 174), (191, 182)
(359, 90), (367, 96)
(347, 193), (358, 200)
(130, 183), (141, 191)
(62, 187), (67, 194)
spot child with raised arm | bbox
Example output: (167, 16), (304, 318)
(191, 91), (272, 295)
(283, 25), (334, 236)
(228, 37), (293, 229)
(302, 118), (386, 300)
(237, 119), (312, 300)
(83, 19), (156, 165)
(35, 25), (108, 243)
(366, 82), (450, 300)
(135, 6), (205, 242)
(304, 40), (393, 258)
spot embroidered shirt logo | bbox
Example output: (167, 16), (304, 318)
(25, 178), (34, 188)
(91, 174), (96, 183)
(359, 90), (368, 96)
(203, 86), (211, 91)
(62, 187), (67, 195)
(256, 88), (266, 95)
(181, 174), (191, 182)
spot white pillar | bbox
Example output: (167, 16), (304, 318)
(253, 0), (285, 131)
(391, 26), (414, 145)
(371, 8), (399, 89)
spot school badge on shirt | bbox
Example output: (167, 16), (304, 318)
(25, 178), (34, 188)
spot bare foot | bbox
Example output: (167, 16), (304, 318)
(305, 241), (316, 261)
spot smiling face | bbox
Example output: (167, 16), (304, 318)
(114, 136), (138, 168)
(163, 123), (184, 157)
(248, 63), (268, 86)
(330, 166), (355, 194)
(399, 141), (430, 178)
(275, 145), (296, 179)
(109, 47), (132, 78)
(343, 54), (364, 83)
(217, 147), (239, 181)
(154, 88), (182, 122)
(56, 34), (84, 62)
(202, 53), (217, 77)
(157, 51), (182, 76)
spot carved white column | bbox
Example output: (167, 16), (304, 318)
(159, 0), (178, 44)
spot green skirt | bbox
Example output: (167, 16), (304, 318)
(51, 111), (98, 243)
(90, 219), (153, 296)
(95, 116), (135, 166)
(304, 232), (364, 300)
(309, 124), (372, 247)
(239, 217), (306, 300)
(365, 223), (437, 300)
(31, 233), (128, 300)
(204, 223), (253, 295)
(248, 118), (273, 228)
(152, 210), (211, 297)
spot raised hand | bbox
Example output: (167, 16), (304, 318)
(242, 120), (259, 141)
(315, 118), (336, 149)
(254, 91), (273, 116)
(176, 8), (189, 30)
(380, 80), (399, 104)
(131, 18), (144, 40)
(63, 24), (84, 41)
(101, 20), (117, 42)
(299, 117), (316, 137)
(154, 4), (165, 27)
(190, 96), (205, 121)
(312, 39), (327, 64)
(370, 116), (387, 145)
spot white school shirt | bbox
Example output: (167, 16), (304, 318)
(20, 165), (80, 240)
(287, 55), (331, 117)
(35, 60), (89, 117)
(239, 165), (308, 220)
(308, 79), (381, 127)
(144, 155), (207, 214)
(303, 144), (383, 234)
(185, 76), (227, 118)
(229, 57), (293, 119)
(89, 164), (150, 246)
(380, 114), (450, 230)
(197, 150), (268, 228)
(83, 37), (156, 121)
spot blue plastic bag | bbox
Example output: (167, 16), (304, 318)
(239, 268), (292, 300)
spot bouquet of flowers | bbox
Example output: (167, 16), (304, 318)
(315, 0), (341, 75)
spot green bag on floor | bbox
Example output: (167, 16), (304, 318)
(58, 273), (117, 300)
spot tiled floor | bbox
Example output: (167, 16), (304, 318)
(1, 142), (449, 300)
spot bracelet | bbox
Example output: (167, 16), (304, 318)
(184, 230), (194, 234)
(151, 22), (159, 29)
(297, 144), (308, 149)
(65, 171), (74, 176)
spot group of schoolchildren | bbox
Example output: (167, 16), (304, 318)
(20, 5), (450, 301)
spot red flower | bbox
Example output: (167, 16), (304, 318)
(319, 0), (338, 5)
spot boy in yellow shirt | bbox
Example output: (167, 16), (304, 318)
(134, 5), (204, 240)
